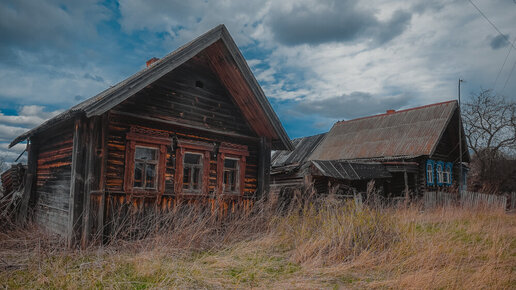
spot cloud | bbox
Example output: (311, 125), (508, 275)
(266, 1), (411, 46)
(296, 92), (412, 119)
(0, 105), (61, 127)
(0, 124), (27, 143)
(117, 0), (266, 47)
(490, 34), (510, 50)
(0, 0), (110, 60)
(0, 105), (62, 165)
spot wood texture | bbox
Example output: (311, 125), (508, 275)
(32, 123), (74, 236)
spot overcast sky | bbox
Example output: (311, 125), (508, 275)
(1, 0), (515, 166)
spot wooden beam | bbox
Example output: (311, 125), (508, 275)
(68, 118), (88, 247)
(16, 141), (38, 224)
(110, 110), (259, 142)
(257, 137), (271, 199)
(81, 117), (100, 248)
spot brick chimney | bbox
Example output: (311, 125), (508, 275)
(146, 57), (160, 67)
(386, 109), (396, 114)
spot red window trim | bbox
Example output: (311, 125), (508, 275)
(217, 143), (248, 196)
(174, 139), (212, 195)
(124, 128), (167, 196)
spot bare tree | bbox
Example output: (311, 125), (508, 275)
(462, 89), (516, 192)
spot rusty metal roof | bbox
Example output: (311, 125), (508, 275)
(309, 100), (458, 161)
(311, 160), (391, 180)
(272, 133), (326, 168)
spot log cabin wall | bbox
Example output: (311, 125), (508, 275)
(88, 55), (264, 239)
(105, 113), (260, 198)
(32, 123), (74, 236)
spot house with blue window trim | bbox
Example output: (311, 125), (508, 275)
(272, 100), (470, 197)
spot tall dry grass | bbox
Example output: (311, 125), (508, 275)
(0, 194), (515, 289)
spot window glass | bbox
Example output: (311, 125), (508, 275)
(135, 147), (156, 160)
(184, 153), (201, 165)
(223, 158), (239, 193)
(183, 153), (203, 192)
(133, 146), (158, 189)
(134, 162), (143, 188)
(436, 164), (443, 184)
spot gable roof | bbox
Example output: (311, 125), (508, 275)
(10, 25), (293, 151)
(271, 133), (326, 168)
(309, 100), (465, 161)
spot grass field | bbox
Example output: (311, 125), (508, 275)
(1, 199), (515, 289)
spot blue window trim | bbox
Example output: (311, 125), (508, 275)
(445, 162), (453, 185)
(436, 161), (445, 186)
(426, 159), (435, 186)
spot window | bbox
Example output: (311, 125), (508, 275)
(133, 146), (158, 189)
(217, 143), (248, 196)
(174, 139), (213, 195)
(182, 152), (203, 193)
(442, 165), (449, 184)
(124, 127), (169, 194)
(223, 158), (239, 193)
(426, 160), (435, 186)
(445, 162), (453, 186)
(436, 161), (444, 186)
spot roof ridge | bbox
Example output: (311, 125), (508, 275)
(335, 100), (457, 125)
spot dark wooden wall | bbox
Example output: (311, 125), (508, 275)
(32, 123), (74, 236)
(25, 53), (274, 247)
(105, 113), (260, 197)
(103, 55), (261, 199)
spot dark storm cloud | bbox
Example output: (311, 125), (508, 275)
(296, 92), (411, 119)
(267, 1), (411, 46)
(0, 0), (109, 59)
(490, 34), (510, 50)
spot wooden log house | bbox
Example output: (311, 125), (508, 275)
(9, 25), (293, 247)
(271, 101), (470, 198)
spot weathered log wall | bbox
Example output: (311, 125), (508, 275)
(105, 113), (260, 197)
(33, 124), (74, 236)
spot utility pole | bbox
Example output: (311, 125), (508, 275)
(458, 79), (464, 193)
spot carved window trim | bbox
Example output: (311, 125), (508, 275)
(174, 139), (213, 196)
(124, 127), (168, 195)
(217, 142), (248, 196)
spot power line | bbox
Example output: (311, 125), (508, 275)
(493, 39), (515, 90)
(501, 58), (516, 94)
(468, 0), (516, 93)
(467, 0), (516, 50)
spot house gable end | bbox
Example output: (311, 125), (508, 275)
(112, 53), (256, 137)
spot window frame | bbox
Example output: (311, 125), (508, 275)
(133, 145), (159, 190)
(217, 143), (248, 196)
(174, 139), (213, 196)
(124, 127), (168, 195)
(445, 162), (453, 186)
(426, 159), (435, 186)
(181, 151), (205, 194)
(436, 161), (445, 186)
(222, 157), (240, 194)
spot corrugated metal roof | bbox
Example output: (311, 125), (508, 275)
(9, 25), (293, 151)
(311, 160), (392, 180)
(309, 101), (458, 160)
(271, 133), (326, 168)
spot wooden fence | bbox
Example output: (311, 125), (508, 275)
(510, 192), (516, 211)
(424, 191), (514, 211)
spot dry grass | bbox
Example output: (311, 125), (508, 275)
(0, 197), (515, 289)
